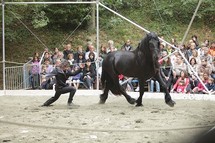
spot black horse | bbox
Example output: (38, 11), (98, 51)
(99, 32), (175, 107)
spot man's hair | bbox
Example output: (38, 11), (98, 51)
(60, 60), (70, 68)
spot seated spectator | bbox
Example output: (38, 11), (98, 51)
(107, 40), (117, 53)
(149, 78), (160, 92)
(85, 41), (93, 52)
(197, 58), (212, 77)
(172, 55), (187, 77)
(203, 77), (215, 94)
(203, 39), (210, 47)
(82, 59), (96, 89)
(88, 52), (96, 71)
(63, 43), (73, 60)
(187, 42), (197, 58)
(187, 57), (198, 77)
(67, 53), (75, 68)
(211, 60), (215, 80)
(191, 35), (199, 49)
(121, 39), (133, 51)
(71, 66), (82, 89)
(74, 45), (85, 61)
(189, 74), (198, 91)
(57, 51), (65, 61)
(42, 52), (53, 65)
(160, 51), (174, 92)
(200, 47), (213, 64)
(43, 58), (53, 74)
(160, 42), (166, 52)
(171, 70), (190, 93)
(208, 41), (215, 57)
(85, 45), (97, 60)
(75, 52), (86, 65)
(192, 73), (209, 94)
(197, 45), (206, 57)
(189, 49), (200, 64)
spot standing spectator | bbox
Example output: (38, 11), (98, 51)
(171, 70), (190, 93)
(98, 44), (107, 65)
(51, 48), (60, 64)
(121, 39), (133, 51)
(82, 59), (96, 89)
(63, 43), (73, 60)
(31, 56), (40, 89)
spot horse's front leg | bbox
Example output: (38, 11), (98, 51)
(154, 72), (176, 107)
(136, 79), (145, 107)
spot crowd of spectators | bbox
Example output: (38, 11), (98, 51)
(29, 35), (215, 94)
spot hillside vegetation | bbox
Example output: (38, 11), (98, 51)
(0, 0), (215, 89)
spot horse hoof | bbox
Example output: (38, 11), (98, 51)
(166, 100), (176, 107)
(128, 98), (136, 105)
(135, 104), (143, 107)
(99, 100), (106, 104)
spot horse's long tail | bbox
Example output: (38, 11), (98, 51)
(101, 69), (121, 95)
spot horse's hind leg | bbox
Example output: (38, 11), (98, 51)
(99, 85), (109, 104)
(119, 86), (136, 105)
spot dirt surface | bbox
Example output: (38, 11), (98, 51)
(0, 95), (215, 143)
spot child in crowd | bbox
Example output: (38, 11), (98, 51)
(203, 77), (215, 94)
(171, 70), (190, 93)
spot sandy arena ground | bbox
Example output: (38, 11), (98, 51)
(0, 94), (215, 143)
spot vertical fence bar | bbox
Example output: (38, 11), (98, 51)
(96, 0), (99, 90)
(2, 0), (6, 94)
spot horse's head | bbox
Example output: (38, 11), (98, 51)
(144, 32), (161, 72)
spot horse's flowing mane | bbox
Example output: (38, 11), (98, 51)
(134, 32), (160, 71)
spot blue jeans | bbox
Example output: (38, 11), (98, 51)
(150, 80), (160, 92)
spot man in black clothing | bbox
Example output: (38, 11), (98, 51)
(42, 60), (83, 107)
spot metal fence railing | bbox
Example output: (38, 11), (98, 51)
(5, 62), (32, 90)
